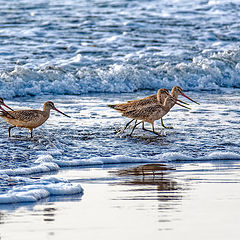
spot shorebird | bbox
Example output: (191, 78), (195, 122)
(108, 86), (199, 131)
(108, 88), (171, 132)
(0, 101), (70, 138)
(123, 95), (191, 136)
(108, 88), (171, 112)
(170, 86), (199, 105)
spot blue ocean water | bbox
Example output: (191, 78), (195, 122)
(0, 0), (240, 203)
(0, 0), (240, 98)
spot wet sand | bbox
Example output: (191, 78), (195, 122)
(1, 161), (240, 240)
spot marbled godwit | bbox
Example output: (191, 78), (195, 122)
(122, 95), (190, 136)
(0, 101), (70, 138)
(108, 88), (182, 131)
(170, 86), (199, 105)
(109, 88), (170, 112)
(108, 88), (169, 131)
(109, 86), (199, 131)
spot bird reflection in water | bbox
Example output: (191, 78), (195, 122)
(109, 163), (184, 230)
(0, 211), (4, 224)
(109, 163), (182, 200)
(43, 205), (56, 222)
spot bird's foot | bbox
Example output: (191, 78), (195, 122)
(163, 126), (173, 129)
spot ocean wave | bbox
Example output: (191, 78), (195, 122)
(0, 48), (240, 99)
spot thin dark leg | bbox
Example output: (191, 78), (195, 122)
(142, 122), (153, 132)
(142, 122), (160, 136)
(161, 118), (173, 129)
(151, 123), (161, 135)
(8, 126), (16, 137)
(30, 130), (33, 138)
(123, 119), (135, 131)
(152, 123), (156, 132)
(118, 119), (136, 135)
(129, 120), (141, 136)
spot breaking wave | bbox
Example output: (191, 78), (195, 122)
(1, 48), (240, 99)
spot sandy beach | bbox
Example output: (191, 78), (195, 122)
(1, 161), (240, 240)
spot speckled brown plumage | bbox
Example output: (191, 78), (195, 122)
(0, 101), (70, 138)
(108, 88), (169, 113)
(108, 86), (199, 135)
(122, 96), (175, 124)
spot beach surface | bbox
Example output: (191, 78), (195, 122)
(1, 161), (240, 240)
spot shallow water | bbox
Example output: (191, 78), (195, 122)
(1, 0), (240, 98)
(1, 162), (240, 240)
(1, 89), (240, 198)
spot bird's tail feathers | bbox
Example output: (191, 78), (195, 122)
(107, 104), (117, 109)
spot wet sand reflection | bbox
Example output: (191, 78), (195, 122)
(109, 163), (182, 198)
(109, 163), (184, 230)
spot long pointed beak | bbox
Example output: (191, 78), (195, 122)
(2, 103), (14, 111)
(53, 107), (71, 118)
(0, 106), (15, 118)
(175, 101), (191, 110)
(176, 99), (189, 105)
(181, 92), (200, 105)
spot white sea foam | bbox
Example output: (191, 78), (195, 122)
(0, 155), (59, 176)
(0, 176), (83, 204)
(1, 151), (240, 179)
(201, 152), (240, 161)
(0, 48), (240, 99)
(55, 155), (159, 167)
(1, 151), (239, 204)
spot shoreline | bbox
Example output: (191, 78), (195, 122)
(1, 161), (240, 239)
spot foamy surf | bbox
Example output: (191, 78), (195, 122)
(0, 48), (240, 99)
(1, 151), (240, 204)
(1, 0), (240, 238)
(1, 151), (240, 178)
(0, 176), (83, 204)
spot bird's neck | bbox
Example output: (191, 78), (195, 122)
(156, 93), (162, 102)
(157, 93), (167, 104)
(163, 98), (174, 109)
(43, 105), (51, 115)
(171, 90), (180, 98)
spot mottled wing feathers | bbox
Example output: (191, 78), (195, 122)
(9, 110), (43, 122)
(110, 94), (158, 113)
(127, 94), (156, 104)
(123, 104), (165, 120)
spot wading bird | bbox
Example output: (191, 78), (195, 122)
(122, 95), (191, 136)
(159, 86), (200, 128)
(0, 101), (70, 138)
(109, 86), (199, 132)
(109, 88), (172, 132)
